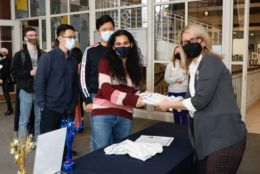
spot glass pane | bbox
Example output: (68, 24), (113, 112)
(96, 0), (118, 9)
(121, 7), (147, 28)
(248, 0), (260, 66)
(96, 11), (119, 28)
(51, 16), (68, 47)
(231, 65), (242, 109)
(155, 3), (185, 60)
(31, 0), (45, 17)
(120, 0), (147, 6)
(155, 0), (174, 3)
(15, 0), (29, 19)
(232, 0), (245, 62)
(70, 0), (89, 12)
(154, 63), (168, 112)
(188, 0), (223, 46)
(51, 0), (68, 14)
(70, 13), (90, 51)
(42, 19), (47, 50)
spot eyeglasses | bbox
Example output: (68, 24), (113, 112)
(114, 41), (130, 47)
(26, 34), (37, 37)
(62, 35), (76, 39)
(181, 37), (201, 46)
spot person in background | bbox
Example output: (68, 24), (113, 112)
(10, 27), (44, 138)
(0, 48), (13, 115)
(80, 15), (115, 113)
(71, 47), (84, 130)
(164, 46), (188, 125)
(91, 30), (146, 151)
(157, 24), (247, 174)
(34, 24), (78, 134)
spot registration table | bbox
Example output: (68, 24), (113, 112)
(65, 122), (194, 174)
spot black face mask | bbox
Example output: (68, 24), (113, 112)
(183, 42), (202, 59)
(175, 53), (181, 60)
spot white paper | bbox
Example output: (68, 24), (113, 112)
(139, 92), (183, 105)
(33, 128), (67, 174)
(135, 135), (174, 146)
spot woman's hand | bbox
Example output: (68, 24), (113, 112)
(144, 90), (153, 93)
(156, 100), (173, 111)
(136, 97), (146, 107)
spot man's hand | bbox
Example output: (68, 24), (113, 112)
(30, 69), (36, 76)
(85, 103), (93, 112)
(0, 79), (3, 84)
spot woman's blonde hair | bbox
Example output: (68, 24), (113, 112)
(179, 23), (221, 73)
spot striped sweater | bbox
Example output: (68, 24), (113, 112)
(92, 58), (142, 120)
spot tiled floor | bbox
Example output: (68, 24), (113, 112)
(0, 101), (260, 174)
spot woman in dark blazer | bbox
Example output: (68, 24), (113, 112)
(157, 24), (247, 174)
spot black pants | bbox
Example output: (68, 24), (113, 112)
(40, 106), (74, 134)
(2, 81), (12, 111)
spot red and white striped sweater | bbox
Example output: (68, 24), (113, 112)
(92, 58), (142, 120)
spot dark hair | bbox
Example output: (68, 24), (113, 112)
(103, 30), (143, 86)
(56, 24), (75, 37)
(71, 47), (83, 64)
(172, 46), (180, 68)
(96, 15), (115, 30)
(23, 27), (36, 37)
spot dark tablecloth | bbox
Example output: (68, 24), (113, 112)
(65, 122), (194, 174)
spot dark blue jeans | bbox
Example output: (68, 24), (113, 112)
(168, 92), (188, 125)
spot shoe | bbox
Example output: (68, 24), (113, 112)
(5, 109), (13, 116)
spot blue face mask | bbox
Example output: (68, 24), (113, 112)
(101, 31), (114, 42)
(115, 46), (131, 58)
(64, 38), (76, 51)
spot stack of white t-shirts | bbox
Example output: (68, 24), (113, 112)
(104, 139), (163, 161)
(139, 92), (183, 105)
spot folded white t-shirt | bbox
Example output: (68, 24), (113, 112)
(139, 92), (183, 105)
(104, 139), (163, 161)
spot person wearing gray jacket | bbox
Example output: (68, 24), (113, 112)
(164, 46), (188, 124)
(157, 24), (247, 174)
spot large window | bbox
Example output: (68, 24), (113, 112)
(51, 0), (67, 14)
(31, 0), (45, 17)
(70, 0), (89, 12)
(70, 14), (90, 51)
(15, 0), (29, 19)
(51, 16), (68, 47)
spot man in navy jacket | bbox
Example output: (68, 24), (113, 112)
(34, 24), (78, 134)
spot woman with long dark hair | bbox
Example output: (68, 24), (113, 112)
(91, 30), (146, 151)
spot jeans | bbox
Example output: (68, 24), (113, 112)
(168, 92), (188, 125)
(89, 93), (96, 152)
(91, 114), (133, 151)
(18, 89), (41, 138)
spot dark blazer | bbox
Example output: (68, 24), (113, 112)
(186, 53), (247, 160)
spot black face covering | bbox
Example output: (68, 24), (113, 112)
(183, 42), (202, 59)
(175, 53), (181, 60)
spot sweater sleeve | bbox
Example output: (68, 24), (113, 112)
(164, 63), (177, 84)
(98, 59), (139, 107)
(191, 54), (224, 111)
(79, 47), (92, 104)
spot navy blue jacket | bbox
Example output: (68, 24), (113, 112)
(34, 47), (78, 113)
(80, 43), (107, 104)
